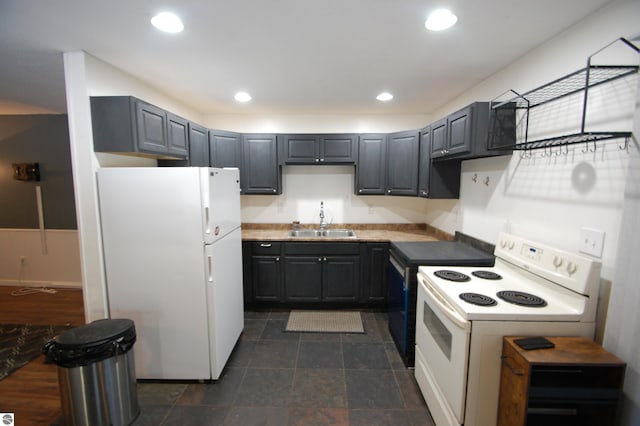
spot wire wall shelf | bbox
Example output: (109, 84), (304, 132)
(489, 37), (639, 152)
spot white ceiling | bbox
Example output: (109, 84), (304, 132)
(0, 0), (615, 115)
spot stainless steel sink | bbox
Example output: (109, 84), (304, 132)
(288, 229), (357, 238)
(288, 229), (323, 237)
(321, 229), (357, 238)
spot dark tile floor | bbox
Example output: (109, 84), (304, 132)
(132, 310), (435, 426)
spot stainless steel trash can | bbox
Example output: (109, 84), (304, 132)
(43, 319), (139, 426)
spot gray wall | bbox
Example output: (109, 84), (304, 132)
(0, 115), (76, 229)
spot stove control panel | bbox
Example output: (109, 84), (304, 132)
(496, 232), (601, 298)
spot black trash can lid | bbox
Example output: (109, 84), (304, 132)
(43, 318), (136, 368)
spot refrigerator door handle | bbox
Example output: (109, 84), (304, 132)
(204, 207), (211, 236)
(207, 253), (213, 283)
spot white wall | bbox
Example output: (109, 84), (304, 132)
(241, 165), (456, 225)
(437, 0), (639, 283)
(0, 229), (81, 287)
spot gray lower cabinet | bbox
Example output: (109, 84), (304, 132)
(210, 129), (241, 168)
(91, 96), (188, 159)
(360, 243), (389, 303)
(246, 242), (283, 302)
(244, 241), (374, 305)
(284, 242), (360, 303)
(241, 134), (281, 194)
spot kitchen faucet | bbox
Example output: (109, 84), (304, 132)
(319, 201), (328, 230)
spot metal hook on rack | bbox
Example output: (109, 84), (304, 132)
(563, 145), (569, 156)
(472, 173), (478, 183)
(589, 140), (597, 153)
(618, 137), (629, 153)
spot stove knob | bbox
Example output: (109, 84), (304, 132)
(553, 256), (563, 268)
(508, 241), (515, 250)
(500, 240), (507, 248)
(566, 262), (578, 276)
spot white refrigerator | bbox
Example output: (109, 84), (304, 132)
(97, 167), (244, 380)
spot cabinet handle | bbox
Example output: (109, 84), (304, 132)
(260, 243), (272, 247)
(323, 257), (327, 261)
(315, 158), (320, 162)
(320, 158), (324, 162)
(318, 258), (322, 262)
(527, 408), (578, 416)
(387, 189), (391, 194)
(500, 356), (523, 376)
(276, 257), (280, 261)
(359, 189), (363, 193)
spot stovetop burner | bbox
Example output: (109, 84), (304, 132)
(434, 270), (470, 282)
(472, 270), (502, 280)
(497, 290), (547, 307)
(459, 293), (497, 306)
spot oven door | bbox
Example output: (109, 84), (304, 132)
(415, 272), (471, 425)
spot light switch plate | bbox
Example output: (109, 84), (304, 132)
(579, 228), (605, 258)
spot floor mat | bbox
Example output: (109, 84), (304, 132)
(0, 323), (72, 381)
(285, 310), (364, 333)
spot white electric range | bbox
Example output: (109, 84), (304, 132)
(414, 232), (601, 426)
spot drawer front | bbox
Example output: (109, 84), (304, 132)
(252, 242), (282, 255)
(284, 242), (360, 255)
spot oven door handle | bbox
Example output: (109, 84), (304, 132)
(418, 274), (470, 332)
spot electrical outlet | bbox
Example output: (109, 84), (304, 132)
(579, 228), (605, 258)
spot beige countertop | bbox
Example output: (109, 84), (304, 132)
(241, 223), (451, 243)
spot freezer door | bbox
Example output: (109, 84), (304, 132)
(205, 227), (244, 379)
(200, 168), (241, 244)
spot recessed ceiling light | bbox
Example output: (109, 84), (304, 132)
(151, 12), (184, 33)
(425, 9), (458, 31)
(234, 92), (252, 102)
(376, 92), (393, 101)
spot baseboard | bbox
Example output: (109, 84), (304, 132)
(0, 279), (82, 289)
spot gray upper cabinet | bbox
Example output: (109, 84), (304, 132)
(280, 134), (357, 164)
(431, 102), (514, 161)
(356, 134), (387, 195)
(157, 121), (209, 167)
(187, 123), (209, 167)
(386, 130), (419, 196)
(419, 126), (461, 199)
(241, 134), (281, 194)
(166, 113), (189, 157)
(91, 96), (187, 159)
(320, 134), (357, 163)
(210, 130), (241, 168)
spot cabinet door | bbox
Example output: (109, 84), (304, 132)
(418, 127), (431, 198)
(386, 130), (419, 196)
(188, 123), (209, 167)
(323, 256), (360, 302)
(210, 130), (241, 168)
(135, 100), (168, 154)
(282, 134), (319, 164)
(356, 134), (387, 195)
(447, 106), (473, 157)
(251, 255), (282, 302)
(166, 113), (189, 157)
(320, 134), (357, 163)
(241, 134), (280, 194)
(361, 243), (389, 303)
(430, 117), (447, 159)
(284, 257), (323, 302)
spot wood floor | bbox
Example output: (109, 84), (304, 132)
(0, 286), (85, 426)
